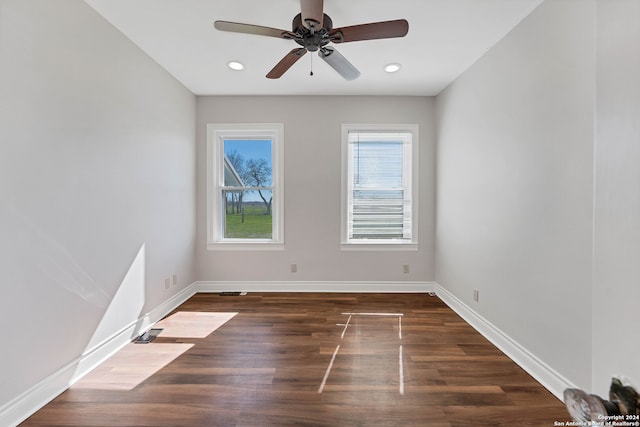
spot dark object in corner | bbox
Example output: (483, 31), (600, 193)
(134, 328), (163, 344)
(564, 377), (640, 422)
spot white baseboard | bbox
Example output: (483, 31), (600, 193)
(195, 280), (436, 293)
(0, 283), (198, 427)
(433, 282), (575, 401)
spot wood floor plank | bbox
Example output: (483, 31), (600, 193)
(21, 293), (569, 426)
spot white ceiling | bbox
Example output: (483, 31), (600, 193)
(83, 0), (543, 96)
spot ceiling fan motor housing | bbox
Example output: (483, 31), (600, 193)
(292, 13), (333, 52)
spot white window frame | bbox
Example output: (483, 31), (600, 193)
(207, 123), (284, 250)
(341, 124), (419, 251)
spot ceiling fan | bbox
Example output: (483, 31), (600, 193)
(214, 0), (409, 80)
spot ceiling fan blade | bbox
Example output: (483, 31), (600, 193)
(330, 19), (409, 43)
(214, 21), (297, 39)
(319, 47), (360, 81)
(266, 48), (307, 79)
(300, 0), (324, 30)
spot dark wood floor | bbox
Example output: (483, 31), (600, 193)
(23, 293), (569, 426)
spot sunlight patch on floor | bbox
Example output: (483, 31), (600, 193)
(73, 343), (193, 391)
(71, 311), (237, 391)
(154, 311), (238, 338)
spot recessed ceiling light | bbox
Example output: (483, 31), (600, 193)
(227, 61), (244, 71)
(384, 63), (401, 73)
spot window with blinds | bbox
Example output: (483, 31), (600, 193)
(342, 125), (417, 247)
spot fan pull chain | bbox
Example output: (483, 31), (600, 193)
(310, 53), (314, 76)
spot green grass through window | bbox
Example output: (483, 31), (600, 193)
(224, 204), (272, 238)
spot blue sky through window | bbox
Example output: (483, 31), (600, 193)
(224, 139), (272, 168)
(224, 139), (272, 202)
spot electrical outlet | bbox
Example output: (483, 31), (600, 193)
(291, 264), (297, 273)
(172, 274), (178, 286)
(403, 264), (410, 274)
(165, 278), (170, 289)
(473, 289), (479, 302)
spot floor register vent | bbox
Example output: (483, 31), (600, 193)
(134, 328), (163, 344)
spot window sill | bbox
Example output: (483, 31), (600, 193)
(340, 242), (418, 252)
(207, 241), (284, 251)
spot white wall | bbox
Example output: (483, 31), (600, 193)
(592, 0), (640, 395)
(196, 96), (436, 285)
(435, 0), (596, 390)
(0, 0), (196, 415)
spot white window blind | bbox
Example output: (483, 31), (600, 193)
(347, 131), (413, 241)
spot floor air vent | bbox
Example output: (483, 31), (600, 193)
(134, 328), (163, 344)
(219, 291), (247, 296)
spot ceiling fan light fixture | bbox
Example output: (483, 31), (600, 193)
(384, 63), (401, 73)
(227, 61), (245, 71)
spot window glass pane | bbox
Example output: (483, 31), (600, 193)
(353, 141), (403, 189)
(352, 190), (404, 239)
(223, 139), (272, 187)
(222, 139), (273, 239)
(223, 189), (273, 239)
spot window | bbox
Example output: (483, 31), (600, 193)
(207, 123), (284, 250)
(341, 124), (418, 249)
